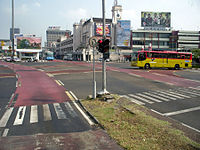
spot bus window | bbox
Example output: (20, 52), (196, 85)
(181, 55), (185, 59)
(139, 52), (146, 61)
(152, 53), (160, 58)
(147, 52), (152, 58)
(160, 53), (167, 58)
(185, 54), (191, 59)
(132, 52), (138, 61)
(168, 53), (177, 59)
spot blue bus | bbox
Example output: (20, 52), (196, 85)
(45, 51), (54, 60)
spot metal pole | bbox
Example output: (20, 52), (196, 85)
(93, 46), (96, 99)
(102, 0), (107, 94)
(12, 0), (15, 60)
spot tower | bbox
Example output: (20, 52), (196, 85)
(111, 0), (122, 47)
(112, 0), (122, 24)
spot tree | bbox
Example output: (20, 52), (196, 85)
(191, 48), (200, 63)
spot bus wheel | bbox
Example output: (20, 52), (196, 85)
(144, 63), (150, 69)
(175, 64), (180, 70)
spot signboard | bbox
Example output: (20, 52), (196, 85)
(141, 12), (171, 28)
(94, 23), (111, 37)
(116, 20), (131, 47)
(16, 37), (41, 50)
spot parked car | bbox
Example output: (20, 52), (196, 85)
(5, 57), (12, 62)
(98, 58), (110, 62)
(13, 57), (21, 62)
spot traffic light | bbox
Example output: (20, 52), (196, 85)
(97, 39), (104, 53)
(103, 39), (110, 59)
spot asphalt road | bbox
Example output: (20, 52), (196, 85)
(51, 61), (200, 133)
(1, 60), (200, 137)
(0, 65), (16, 112)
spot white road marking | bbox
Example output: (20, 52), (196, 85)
(55, 80), (62, 86)
(128, 73), (142, 78)
(129, 94), (154, 104)
(43, 104), (52, 121)
(179, 89), (199, 96)
(120, 95), (145, 105)
(144, 92), (169, 102)
(58, 80), (64, 86)
(151, 109), (163, 116)
(151, 92), (176, 101)
(64, 102), (78, 117)
(13, 106), (26, 126)
(137, 93), (162, 102)
(53, 103), (67, 119)
(163, 106), (200, 116)
(159, 91), (183, 99)
(0, 108), (14, 127)
(30, 105), (38, 123)
(181, 123), (200, 133)
(189, 87), (200, 91)
(69, 91), (94, 126)
(2, 128), (9, 137)
(168, 91), (191, 98)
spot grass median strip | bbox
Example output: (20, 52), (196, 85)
(81, 96), (200, 150)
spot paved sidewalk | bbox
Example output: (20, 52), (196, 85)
(0, 129), (123, 150)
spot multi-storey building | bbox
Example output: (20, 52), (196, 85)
(172, 30), (200, 51)
(71, 18), (112, 61)
(55, 36), (73, 59)
(132, 30), (200, 52)
(132, 29), (172, 51)
(46, 26), (71, 53)
(10, 28), (20, 40)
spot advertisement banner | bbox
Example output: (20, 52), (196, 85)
(94, 23), (111, 37)
(116, 20), (131, 47)
(141, 12), (171, 28)
(16, 37), (41, 50)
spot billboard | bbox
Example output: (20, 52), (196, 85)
(141, 12), (171, 28)
(116, 20), (131, 47)
(16, 37), (41, 50)
(94, 23), (111, 37)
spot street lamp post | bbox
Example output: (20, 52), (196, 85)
(12, 0), (15, 60)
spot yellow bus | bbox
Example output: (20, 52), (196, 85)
(131, 50), (192, 69)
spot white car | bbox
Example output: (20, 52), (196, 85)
(13, 57), (21, 62)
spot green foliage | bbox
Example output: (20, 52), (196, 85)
(191, 49), (200, 59)
(18, 39), (30, 49)
(82, 98), (200, 150)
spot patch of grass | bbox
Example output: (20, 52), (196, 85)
(82, 97), (200, 150)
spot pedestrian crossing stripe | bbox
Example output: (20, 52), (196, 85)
(0, 102), (78, 128)
(120, 87), (200, 106)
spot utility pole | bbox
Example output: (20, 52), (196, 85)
(101, 0), (108, 94)
(12, 0), (15, 60)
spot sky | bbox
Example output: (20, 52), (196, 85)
(0, 0), (200, 44)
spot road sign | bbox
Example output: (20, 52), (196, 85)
(89, 37), (98, 47)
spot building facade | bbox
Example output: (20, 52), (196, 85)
(10, 28), (20, 40)
(132, 29), (172, 51)
(72, 18), (112, 61)
(55, 36), (73, 59)
(132, 30), (200, 52)
(46, 26), (71, 53)
(172, 30), (200, 51)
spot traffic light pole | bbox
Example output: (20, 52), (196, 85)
(102, 0), (108, 94)
(93, 46), (96, 99)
